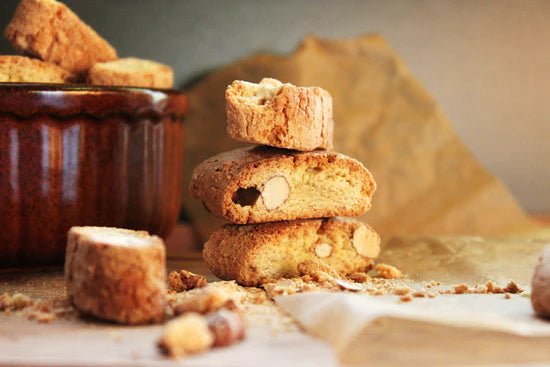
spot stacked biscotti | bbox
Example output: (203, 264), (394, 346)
(190, 78), (381, 286)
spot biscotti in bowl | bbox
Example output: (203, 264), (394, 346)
(0, 83), (187, 267)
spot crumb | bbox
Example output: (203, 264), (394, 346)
(412, 291), (426, 298)
(427, 292), (436, 298)
(169, 270), (208, 292)
(169, 283), (244, 316)
(297, 259), (340, 282)
(0, 293), (33, 311)
(502, 281), (523, 294)
(453, 284), (469, 294)
(158, 313), (214, 358)
(394, 286), (410, 296)
(374, 264), (402, 279)
(400, 295), (412, 302)
(347, 272), (369, 283)
(505, 293), (511, 299)
(473, 285), (488, 294)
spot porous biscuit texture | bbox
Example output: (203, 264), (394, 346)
(88, 57), (174, 89)
(5, 0), (117, 77)
(203, 218), (380, 286)
(531, 246), (550, 318)
(189, 146), (376, 224)
(226, 78), (333, 151)
(0, 55), (75, 83)
(65, 226), (167, 325)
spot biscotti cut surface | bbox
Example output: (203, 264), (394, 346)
(5, 0), (117, 77)
(203, 218), (380, 286)
(0, 55), (75, 83)
(65, 226), (166, 325)
(88, 57), (174, 89)
(226, 78), (333, 151)
(190, 146), (376, 224)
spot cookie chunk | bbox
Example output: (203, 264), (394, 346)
(190, 146), (376, 224)
(203, 218), (380, 286)
(88, 58), (174, 89)
(0, 55), (75, 83)
(65, 226), (166, 325)
(226, 78), (333, 151)
(531, 246), (550, 318)
(5, 0), (117, 77)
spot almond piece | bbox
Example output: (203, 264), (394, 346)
(315, 243), (332, 258)
(260, 176), (289, 210)
(206, 310), (246, 347)
(352, 225), (380, 258)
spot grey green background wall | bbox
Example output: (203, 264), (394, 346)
(1, 0), (548, 213)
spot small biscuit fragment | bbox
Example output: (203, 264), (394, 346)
(158, 313), (214, 359)
(226, 78), (334, 151)
(65, 226), (167, 325)
(531, 246), (550, 317)
(190, 146), (376, 224)
(88, 58), (174, 89)
(169, 270), (208, 292)
(0, 55), (75, 83)
(5, 0), (117, 77)
(203, 218), (380, 286)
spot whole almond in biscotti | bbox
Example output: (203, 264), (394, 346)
(4, 0), (117, 78)
(65, 226), (167, 325)
(203, 217), (380, 286)
(189, 146), (376, 224)
(226, 78), (334, 151)
(0, 55), (75, 83)
(531, 245), (550, 318)
(88, 58), (174, 89)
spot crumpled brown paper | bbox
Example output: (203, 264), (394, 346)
(184, 34), (538, 245)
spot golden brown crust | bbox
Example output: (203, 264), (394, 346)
(4, 0), (117, 78)
(88, 58), (174, 89)
(0, 55), (76, 83)
(203, 218), (379, 286)
(531, 246), (550, 317)
(226, 78), (333, 151)
(64, 227), (167, 325)
(189, 146), (376, 224)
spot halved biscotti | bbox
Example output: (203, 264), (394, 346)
(0, 55), (75, 83)
(189, 146), (376, 224)
(226, 78), (333, 151)
(65, 227), (166, 325)
(5, 0), (117, 78)
(203, 218), (380, 286)
(88, 58), (174, 89)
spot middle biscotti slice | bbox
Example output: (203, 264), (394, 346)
(190, 146), (376, 224)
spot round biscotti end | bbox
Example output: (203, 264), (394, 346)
(88, 58), (174, 89)
(65, 226), (167, 325)
(531, 245), (550, 317)
(203, 218), (379, 286)
(225, 78), (334, 151)
(0, 55), (76, 83)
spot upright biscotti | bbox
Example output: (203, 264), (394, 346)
(203, 218), (380, 286)
(65, 227), (166, 325)
(190, 146), (376, 224)
(0, 55), (75, 83)
(5, 0), (117, 77)
(226, 78), (333, 151)
(88, 58), (174, 89)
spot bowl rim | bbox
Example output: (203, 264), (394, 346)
(0, 82), (185, 95)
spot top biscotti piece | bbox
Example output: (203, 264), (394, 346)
(5, 0), (117, 77)
(226, 78), (334, 151)
(190, 146), (376, 224)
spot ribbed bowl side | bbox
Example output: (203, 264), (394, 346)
(0, 113), (184, 266)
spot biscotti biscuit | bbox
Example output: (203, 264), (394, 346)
(203, 218), (380, 286)
(88, 58), (174, 89)
(65, 226), (166, 325)
(226, 78), (333, 151)
(531, 245), (550, 318)
(190, 146), (376, 224)
(0, 55), (75, 83)
(5, 0), (117, 77)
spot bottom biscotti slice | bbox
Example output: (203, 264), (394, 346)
(0, 55), (75, 83)
(190, 146), (376, 224)
(65, 227), (167, 325)
(203, 218), (380, 286)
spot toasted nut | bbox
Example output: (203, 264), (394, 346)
(169, 270), (208, 292)
(352, 225), (380, 258)
(374, 264), (402, 279)
(334, 279), (363, 292)
(206, 310), (246, 347)
(158, 313), (214, 359)
(315, 243), (332, 258)
(261, 176), (289, 210)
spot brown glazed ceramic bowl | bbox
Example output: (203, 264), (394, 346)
(0, 83), (187, 267)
